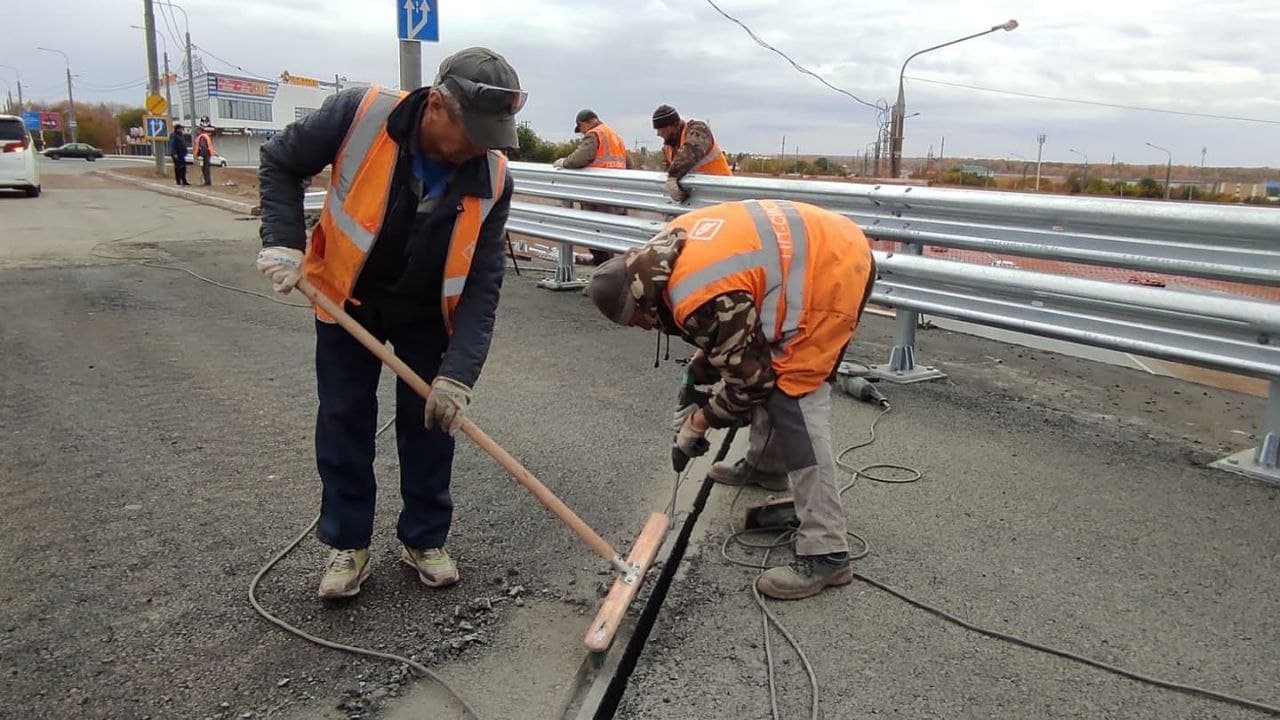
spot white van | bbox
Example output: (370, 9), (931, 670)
(0, 115), (41, 197)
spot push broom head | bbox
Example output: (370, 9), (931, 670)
(583, 512), (670, 653)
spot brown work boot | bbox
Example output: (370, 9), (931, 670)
(756, 553), (853, 600)
(317, 548), (371, 599)
(401, 545), (460, 588)
(708, 458), (789, 492)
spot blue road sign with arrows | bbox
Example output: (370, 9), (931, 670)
(144, 116), (170, 140)
(398, 0), (438, 42)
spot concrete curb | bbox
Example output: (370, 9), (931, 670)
(93, 170), (257, 216)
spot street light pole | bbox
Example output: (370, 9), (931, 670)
(157, 1), (195, 128)
(890, 19), (1018, 178)
(1034, 133), (1046, 192)
(36, 48), (76, 142)
(0, 65), (22, 111)
(1146, 142), (1172, 200)
(1068, 148), (1089, 193)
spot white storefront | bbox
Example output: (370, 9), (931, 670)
(162, 71), (368, 164)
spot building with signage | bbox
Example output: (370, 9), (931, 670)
(142, 70), (369, 164)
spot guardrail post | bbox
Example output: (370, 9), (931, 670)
(869, 243), (946, 384)
(1212, 378), (1280, 486)
(536, 201), (588, 291)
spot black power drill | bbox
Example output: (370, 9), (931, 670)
(671, 365), (712, 472)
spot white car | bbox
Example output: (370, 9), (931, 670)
(0, 114), (41, 197)
(185, 153), (228, 167)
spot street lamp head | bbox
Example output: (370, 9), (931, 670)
(996, 19), (1019, 32)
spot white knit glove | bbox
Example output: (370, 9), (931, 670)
(425, 377), (472, 435)
(552, 158), (566, 169)
(255, 247), (304, 294)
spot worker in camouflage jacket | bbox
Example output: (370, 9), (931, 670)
(585, 199), (877, 601)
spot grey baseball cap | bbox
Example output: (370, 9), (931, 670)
(434, 47), (526, 149)
(574, 109), (598, 132)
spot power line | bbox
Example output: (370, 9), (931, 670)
(191, 44), (272, 80)
(905, 76), (1280, 125)
(702, 0), (885, 113)
(75, 77), (149, 92)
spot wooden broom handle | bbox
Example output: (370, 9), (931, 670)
(296, 278), (619, 563)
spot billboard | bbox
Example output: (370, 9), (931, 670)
(215, 76), (272, 97)
(1266, 181), (1280, 198)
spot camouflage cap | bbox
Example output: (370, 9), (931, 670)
(585, 256), (636, 325)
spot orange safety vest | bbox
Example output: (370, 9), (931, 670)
(586, 123), (627, 169)
(195, 133), (217, 156)
(302, 86), (508, 331)
(662, 120), (732, 176)
(665, 200), (874, 396)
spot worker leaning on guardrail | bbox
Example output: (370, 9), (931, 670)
(585, 200), (876, 601)
(652, 104), (732, 203)
(553, 109), (632, 265)
(253, 47), (524, 601)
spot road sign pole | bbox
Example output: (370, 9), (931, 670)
(144, 0), (166, 175)
(399, 39), (422, 90)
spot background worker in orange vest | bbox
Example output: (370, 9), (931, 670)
(194, 127), (217, 186)
(584, 200), (877, 600)
(652, 104), (732, 203)
(554, 109), (629, 170)
(254, 48), (524, 600)
(554, 108), (631, 264)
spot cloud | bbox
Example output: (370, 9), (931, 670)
(3, 0), (1275, 165)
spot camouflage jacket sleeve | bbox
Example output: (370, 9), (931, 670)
(667, 120), (715, 179)
(560, 132), (598, 169)
(680, 291), (776, 427)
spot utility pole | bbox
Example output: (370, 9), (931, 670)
(938, 135), (945, 170)
(399, 40), (421, 90)
(37, 48), (77, 142)
(0, 66), (22, 111)
(1034, 133), (1046, 191)
(334, 73), (341, 96)
(143, 0), (165, 175)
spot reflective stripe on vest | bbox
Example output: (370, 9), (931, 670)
(667, 200), (809, 347)
(441, 151), (507, 333)
(587, 124), (627, 169)
(306, 86), (508, 332)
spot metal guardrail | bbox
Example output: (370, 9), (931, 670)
(508, 163), (1280, 287)
(301, 169), (1280, 484)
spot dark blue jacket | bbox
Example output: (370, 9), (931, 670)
(168, 132), (187, 158)
(257, 87), (514, 387)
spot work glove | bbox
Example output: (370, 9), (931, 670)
(256, 246), (304, 294)
(665, 177), (689, 203)
(673, 409), (710, 466)
(425, 376), (471, 435)
(552, 158), (565, 169)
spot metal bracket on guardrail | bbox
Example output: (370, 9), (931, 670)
(869, 244), (947, 384)
(1211, 379), (1280, 486)
(536, 200), (588, 291)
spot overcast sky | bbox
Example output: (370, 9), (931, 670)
(3, 0), (1276, 167)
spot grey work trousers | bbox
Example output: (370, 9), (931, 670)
(744, 383), (848, 556)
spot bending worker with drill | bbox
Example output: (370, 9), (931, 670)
(585, 200), (875, 600)
(255, 48), (524, 599)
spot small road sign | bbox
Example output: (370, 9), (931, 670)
(398, 0), (438, 42)
(145, 93), (168, 116)
(144, 115), (170, 140)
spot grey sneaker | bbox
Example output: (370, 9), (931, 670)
(400, 545), (459, 588)
(756, 554), (853, 600)
(708, 458), (789, 492)
(317, 548), (371, 599)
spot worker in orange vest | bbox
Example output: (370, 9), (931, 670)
(554, 109), (629, 170)
(652, 104), (732, 204)
(193, 127), (217, 186)
(585, 200), (876, 600)
(554, 108), (631, 264)
(254, 48), (525, 600)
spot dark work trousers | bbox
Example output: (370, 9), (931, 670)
(199, 156), (212, 185)
(172, 157), (188, 185)
(313, 304), (454, 551)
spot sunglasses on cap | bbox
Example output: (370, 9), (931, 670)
(443, 75), (528, 115)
